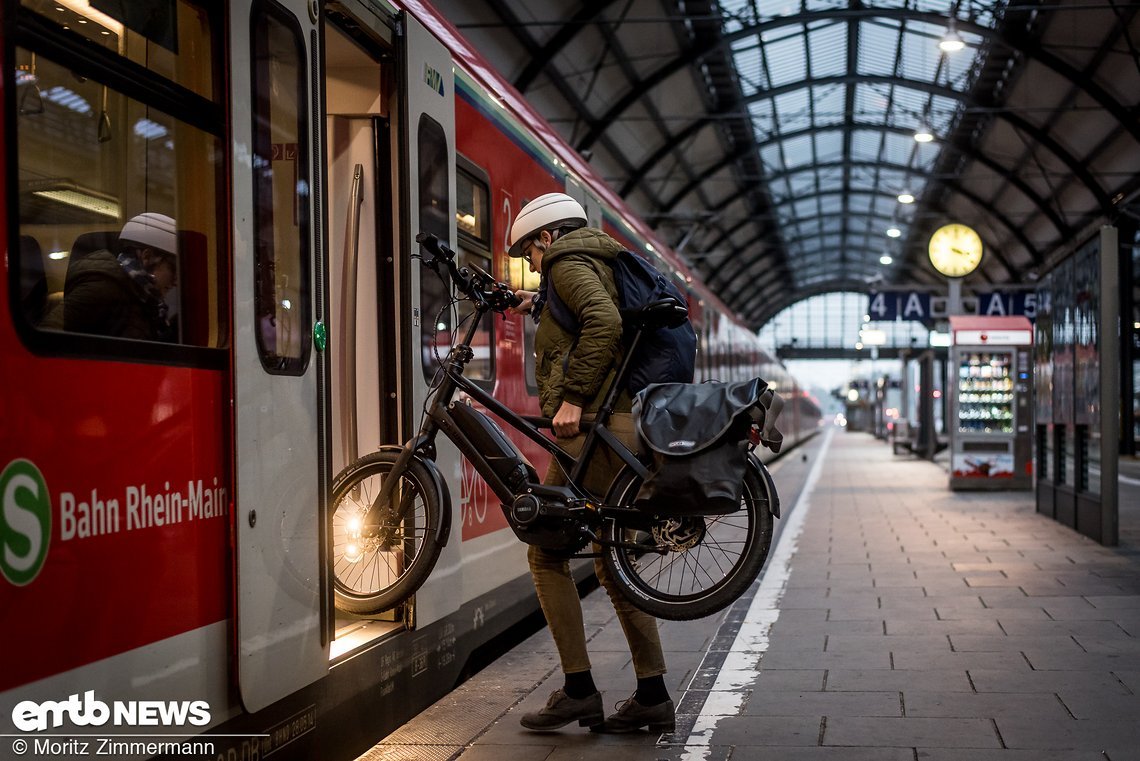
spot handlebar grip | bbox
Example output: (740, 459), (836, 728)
(415, 232), (456, 262)
(506, 290), (523, 308)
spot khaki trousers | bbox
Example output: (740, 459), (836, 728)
(527, 412), (667, 678)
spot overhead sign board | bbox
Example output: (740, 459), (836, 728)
(974, 290), (1044, 320)
(867, 291), (933, 322)
(869, 289), (1044, 322)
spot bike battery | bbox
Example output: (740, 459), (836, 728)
(449, 402), (538, 493)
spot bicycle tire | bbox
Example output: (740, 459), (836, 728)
(600, 460), (775, 621)
(330, 451), (444, 615)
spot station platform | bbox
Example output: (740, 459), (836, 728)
(358, 428), (1140, 761)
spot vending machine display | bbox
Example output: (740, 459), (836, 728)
(957, 352), (1014, 434)
(949, 316), (1033, 490)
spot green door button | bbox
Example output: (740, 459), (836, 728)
(313, 320), (327, 351)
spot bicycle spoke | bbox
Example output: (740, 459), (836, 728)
(333, 470), (428, 596)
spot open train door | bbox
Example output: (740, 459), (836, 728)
(230, 0), (330, 712)
(398, 10), (460, 623)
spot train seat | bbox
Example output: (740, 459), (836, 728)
(18, 234), (47, 324)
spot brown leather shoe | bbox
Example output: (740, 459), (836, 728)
(592, 695), (676, 733)
(519, 688), (604, 731)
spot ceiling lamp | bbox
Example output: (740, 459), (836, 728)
(880, 254), (894, 264)
(897, 192), (915, 204)
(886, 227), (902, 238)
(939, 21), (966, 53)
(913, 123), (935, 143)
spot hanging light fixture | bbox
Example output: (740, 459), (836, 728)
(880, 254), (894, 264)
(913, 121), (935, 143)
(897, 192), (915, 204)
(939, 20), (966, 52)
(886, 227), (902, 238)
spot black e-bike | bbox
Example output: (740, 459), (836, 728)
(329, 233), (778, 621)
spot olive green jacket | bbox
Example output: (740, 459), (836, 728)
(535, 228), (633, 417)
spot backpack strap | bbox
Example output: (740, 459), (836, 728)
(540, 256), (615, 334)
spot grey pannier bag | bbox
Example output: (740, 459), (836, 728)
(632, 378), (784, 516)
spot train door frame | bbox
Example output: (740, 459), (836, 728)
(323, 19), (401, 495)
(320, 3), (460, 631)
(231, 0), (330, 712)
(322, 2), (408, 647)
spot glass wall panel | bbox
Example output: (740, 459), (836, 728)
(1034, 273), (1054, 423)
(1052, 258), (1074, 425)
(1073, 241), (1100, 495)
(1132, 228), (1140, 452)
(1073, 241), (1099, 427)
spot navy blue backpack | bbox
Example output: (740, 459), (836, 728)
(543, 249), (697, 394)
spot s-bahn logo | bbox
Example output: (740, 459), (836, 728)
(0, 459), (51, 586)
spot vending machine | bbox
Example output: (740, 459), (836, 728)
(949, 316), (1034, 490)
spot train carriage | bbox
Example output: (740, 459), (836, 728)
(0, 0), (820, 758)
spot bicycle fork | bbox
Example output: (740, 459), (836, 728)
(359, 434), (434, 539)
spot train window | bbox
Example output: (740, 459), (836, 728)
(455, 162), (493, 382)
(506, 238), (541, 396)
(20, 0), (219, 103)
(419, 115), (450, 380)
(456, 170), (489, 244)
(10, 2), (226, 358)
(250, 4), (311, 375)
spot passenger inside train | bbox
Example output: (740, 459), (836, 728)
(60, 212), (179, 342)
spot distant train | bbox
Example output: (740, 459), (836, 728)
(0, 0), (820, 758)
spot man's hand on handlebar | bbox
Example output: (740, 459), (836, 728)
(509, 290), (536, 315)
(415, 232), (522, 312)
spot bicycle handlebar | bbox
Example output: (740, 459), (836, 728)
(416, 232), (522, 312)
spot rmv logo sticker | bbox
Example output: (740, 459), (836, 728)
(423, 62), (445, 96)
(1, 459), (51, 585)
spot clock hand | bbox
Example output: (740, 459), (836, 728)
(951, 247), (967, 255)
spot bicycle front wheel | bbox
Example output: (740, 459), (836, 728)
(600, 461), (774, 621)
(330, 451), (444, 616)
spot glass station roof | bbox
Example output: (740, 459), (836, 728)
(719, 0), (997, 292)
(440, 0), (1137, 334)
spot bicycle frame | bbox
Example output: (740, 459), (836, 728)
(336, 234), (777, 620)
(367, 282), (650, 529)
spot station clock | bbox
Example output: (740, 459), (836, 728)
(928, 223), (983, 277)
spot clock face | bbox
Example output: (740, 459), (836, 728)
(928, 223), (983, 277)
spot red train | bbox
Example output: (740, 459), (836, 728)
(0, 0), (820, 757)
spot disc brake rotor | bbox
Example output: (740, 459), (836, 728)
(652, 516), (706, 552)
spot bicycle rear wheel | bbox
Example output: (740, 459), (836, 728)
(330, 451), (444, 615)
(600, 460), (774, 621)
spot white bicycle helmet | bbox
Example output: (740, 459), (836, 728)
(507, 193), (587, 258)
(120, 212), (177, 256)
